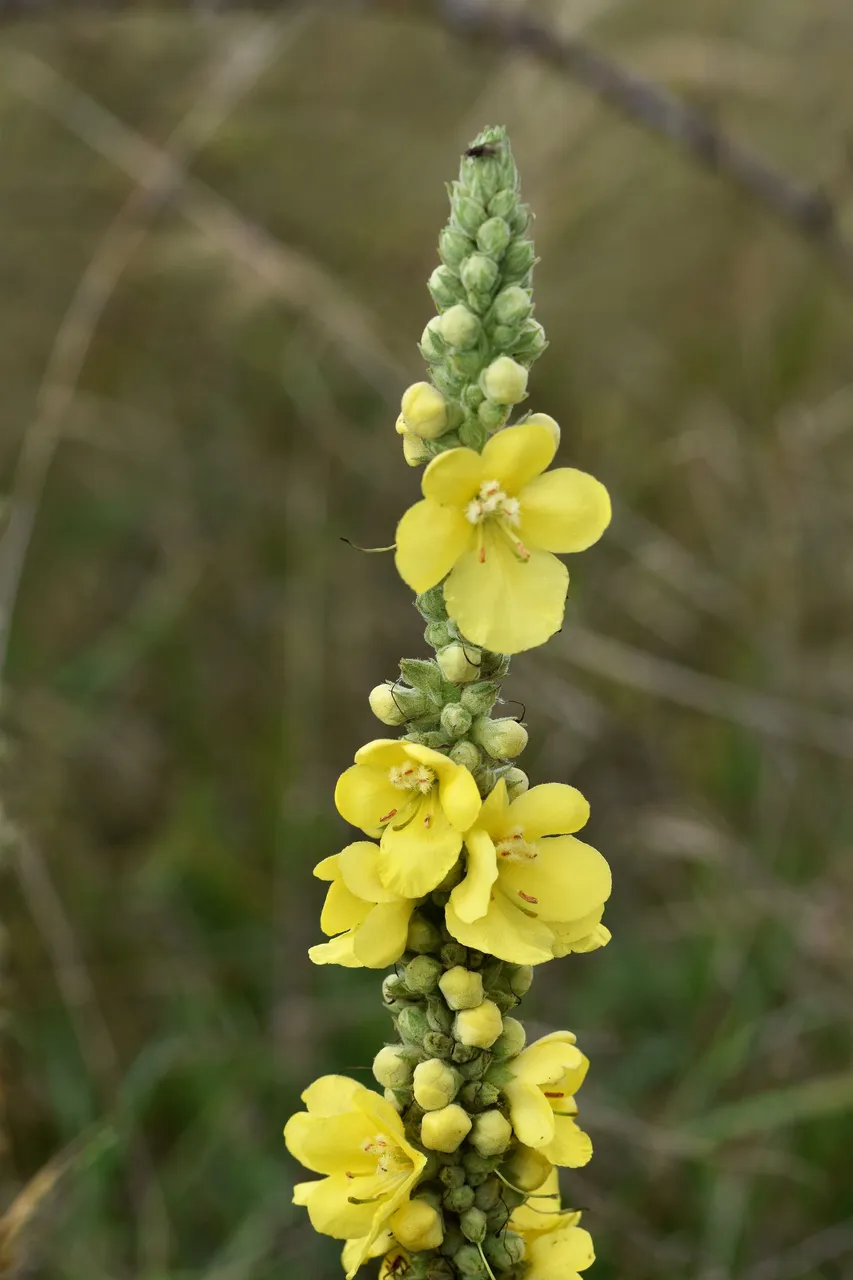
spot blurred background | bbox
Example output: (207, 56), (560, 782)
(1, 2), (853, 1278)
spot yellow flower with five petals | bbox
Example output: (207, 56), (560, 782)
(445, 780), (611, 965)
(335, 739), (481, 897)
(309, 842), (416, 969)
(503, 1031), (592, 1167)
(285, 1076), (426, 1279)
(394, 421), (611, 654)
(511, 1170), (595, 1280)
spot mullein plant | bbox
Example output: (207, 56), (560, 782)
(284, 127), (613, 1280)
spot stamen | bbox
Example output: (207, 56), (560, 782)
(379, 808), (398, 824)
(424, 815), (432, 828)
(479, 545), (486, 564)
(518, 891), (538, 904)
(544, 1092), (564, 1099)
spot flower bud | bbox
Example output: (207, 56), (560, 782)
(473, 1179), (502, 1212)
(438, 304), (481, 351)
(401, 382), (449, 440)
(477, 399), (510, 431)
(437, 643), (481, 684)
(440, 226), (475, 270)
(454, 1244), (488, 1276)
(428, 265), (466, 309)
(443, 1184), (475, 1214)
(427, 996), (453, 1034)
(403, 430), (433, 467)
(390, 1199), (444, 1251)
(470, 1110), (512, 1158)
(368, 683), (407, 726)
(459, 682), (498, 716)
(441, 941), (468, 968)
(421, 1103), (472, 1153)
(460, 1206), (488, 1244)
(502, 1143), (551, 1191)
(492, 284), (532, 326)
(453, 193), (489, 236)
(397, 1005), (431, 1045)
(383, 1087), (405, 1111)
(449, 740), (481, 772)
(413, 1058), (460, 1110)
(425, 620), (453, 650)
(480, 356), (528, 406)
(460, 253), (499, 297)
(507, 964), (534, 997)
(484, 1231), (525, 1269)
(504, 767), (530, 801)
(471, 716), (528, 759)
(488, 189), (517, 220)
(462, 383), (485, 411)
(512, 318), (548, 360)
(502, 237), (536, 280)
(476, 216), (511, 259)
(491, 1017), (526, 1061)
(440, 703), (473, 740)
(407, 913), (442, 955)
(395, 411), (408, 435)
(454, 1000), (503, 1048)
(424, 1031), (454, 1058)
(420, 317), (447, 363)
(405, 954), (443, 994)
(524, 410), (560, 448)
(373, 1045), (416, 1089)
(486, 1201), (511, 1232)
(439, 966), (484, 1011)
(416, 584), (447, 622)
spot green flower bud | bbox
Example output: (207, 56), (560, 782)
(440, 704), (473, 740)
(512, 318), (548, 360)
(440, 1224), (467, 1260)
(470, 1110), (513, 1158)
(458, 419), (487, 451)
(491, 1016), (526, 1061)
(454, 1000), (503, 1048)
(453, 192), (489, 236)
(416, 584), (448, 622)
(438, 303), (481, 351)
(439, 966), (485, 1011)
(421, 1103), (472, 1153)
(441, 942), (468, 969)
(401, 381), (449, 439)
(424, 1031), (454, 1058)
(460, 1206), (488, 1244)
(471, 715), (528, 759)
(489, 987), (519, 1014)
(502, 237), (536, 281)
(390, 1198), (445, 1251)
(490, 322), (519, 350)
(473, 1178), (502, 1212)
(523, 410), (560, 448)
(454, 1244), (489, 1277)
(457, 1051), (488, 1082)
(485, 1200), (511, 1232)
(449, 740), (482, 772)
(425, 620), (453, 649)
(443, 1183), (475, 1214)
(402, 430), (433, 467)
(373, 1045), (416, 1089)
(492, 284), (532, 326)
(462, 383), (486, 411)
(428, 265), (466, 309)
(508, 964), (534, 997)
(451, 1041), (480, 1064)
(405, 955), (443, 994)
(487, 189), (517, 220)
(460, 253), (499, 297)
(476, 216), (511, 258)
(397, 1005), (431, 1045)
(413, 1059), (460, 1111)
(407, 913), (442, 954)
(501, 1143), (551, 1191)
(477, 399), (510, 431)
(440, 226), (475, 270)
(420, 318), (447, 366)
(437, 643), (481, 684)
(510, 203), (531, 234)
(504, 766), (530, 801)
(427, 996), (453, 1035)
(462, 1149), (499, 1182)
(382, 973), (412, 1004)
(484, 1230), (525, 1269)
(480, 356), (528, 406)
(459, 682), (499, 716)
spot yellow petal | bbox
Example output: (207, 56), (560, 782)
(378, 800), (462, 897)
(321, 879), (370, 936)
(504, 1080), (556, 1148)
(500, 835), (611, 924)
(540, 1116), (593, 1168)
(338, 841), (400, 903)
(511, 1169), (564, 1237)
(445, 892), (554, 966)
(309, 933), (361, 967)
(477, 778), (511, 837)
(566, 923), (611, 953)
(450, 829), (498, 923)
(353, 901), (415, 968)
(519, 468), (611, 553)
(335, 763), (402, 833)
(527, 1226), (595, 1279)
(444, 542), (568, 655)
(395, 498), (473, 593)
(436, 762), (481, 831)
(355, 739), (408, 770)
(300, 1074), (367, 1116)
(512, 1037), (584, 1087)
(314, 854), (340, 881)
(480, 423), (557, 493)
(284, 1111), (376, 1175)
(422, 446), (484, 505)
(343, 1231), (394, 1280)
(509, 783), (590, 838)
(294, 1173), (384, 1239)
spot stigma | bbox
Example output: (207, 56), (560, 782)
(465, 479), (521, 527)
(495, 829), (538, 863)
(389, 763), (436, 793)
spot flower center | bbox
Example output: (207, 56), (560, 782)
(465, 479), (521, 527)
(388, 763), (436, 794)
(495, 828), (538, 864)
(362, 1133), (412, 1176)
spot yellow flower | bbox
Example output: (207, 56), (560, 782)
(502, 1032), (592, 1167)
(285, 1076), (426, 1279)
(445, 780), (611, 965)
(394, 422), (611, 654)
(342, 1231), (394, 1278)
(309, 843), (416, 969)
(511, 1171), (594, 1280)
(377, 1244), (411, 1280)
(335, 739), (481, 897)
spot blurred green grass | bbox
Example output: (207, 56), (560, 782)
(1, 4), (852, 1279)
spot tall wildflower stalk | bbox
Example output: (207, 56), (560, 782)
(285, 127), (613, 1280)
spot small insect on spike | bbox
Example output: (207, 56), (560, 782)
(465, 143), (499, 158)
